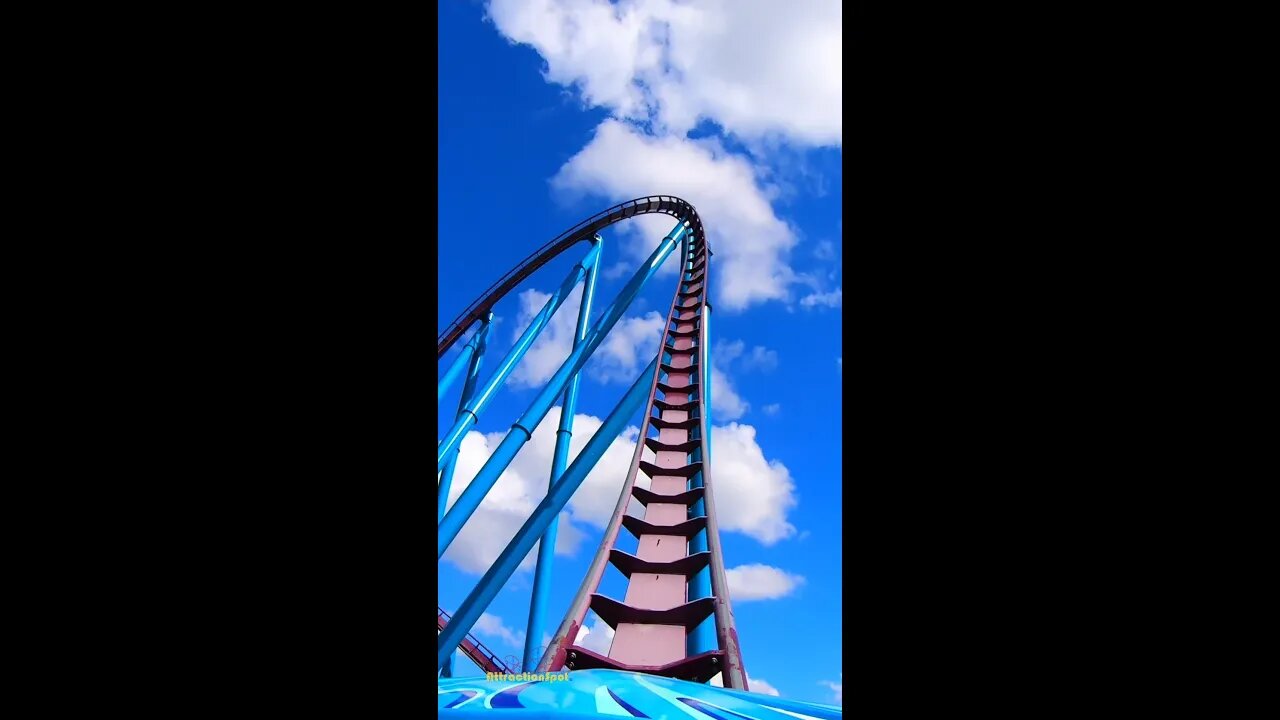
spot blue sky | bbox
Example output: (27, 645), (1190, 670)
(438, 0), (842, 705)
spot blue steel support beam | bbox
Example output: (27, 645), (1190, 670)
(441, 647), (454, 678)
(439, 313), (493, 520)
(522, 235), (602, 670)
(437, 219), (689, 557)
(439, 355), (664, 669)
(439, 318), (492, 679)
(437, 242), (603, 471)
(438, 322), (486, 403)
(698, 299), (748, 690)
(687, 242), (716, 654)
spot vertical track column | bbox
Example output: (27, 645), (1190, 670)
(687, 254), (715, 655)
(698, 296), (748, 690)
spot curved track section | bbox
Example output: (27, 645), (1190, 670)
(437, 196), (706, 359)
(438, 607), (513, 675)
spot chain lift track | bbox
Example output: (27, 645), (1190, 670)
(533, 225), (748, 689)
(438, 196), (746, 690)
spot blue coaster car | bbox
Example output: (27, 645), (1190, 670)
(440, 669), (842, 720)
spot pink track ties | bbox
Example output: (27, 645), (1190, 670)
(538, 230), (748, 688)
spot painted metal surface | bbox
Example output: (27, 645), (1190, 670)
(525, 234), (603, 669)
(535, 227), (748, 688)
(439, 321), (488, 402)
(536, 237), (695, 675)
(438, 220), (688, 558)
(438, 197), (708, 358)
(438, 356), (666, 669)
(437, 199), (782, 696)
(438, 669), (842, 719)
(439, 607), (514, 676)
(441, 313), (494, 520)
(438, 242), (602, 471)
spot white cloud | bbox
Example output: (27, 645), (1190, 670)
(574, 616), (615, 655)
(506, 285), (667, 389)
(717, 340), (777, 374)
(593, 310), (667, 383)
(709, 423), (797, 544)
(483, 1), (841, 313)
(799, 287), (842, 309)
(762, 403), (780, 416)
(821, 673), (843, 704)
(710, 364), (748, 420)
(725, 564), (805, 601)
(813, 240), (837, 261)
(750, 677), (782, 696)
(444, 413), (800, 572)
(552, 120), (799, 311)
(442, 407), (635, 574)
(711, 672), (781, 696)
(506, 286), (581, 389)
(474, 613), (527, 649)
(485, 0), (842, 147)
(717, 339), (745, 364)
(742, 346), (778, 373)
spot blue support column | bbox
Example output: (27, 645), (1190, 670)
(439, 313), (493, 521)
(439, 318), (493, 679)
(441, 648), (454, 678)
(687, 243), (716, 656)
(438, 322), (486, 403)
(522, 235), (602, 670)
(437, 242), (602, 471)
(438, 219), (689, 557)
(439, 355), (664, 669)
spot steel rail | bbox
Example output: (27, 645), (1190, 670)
(437, 196), (708, 358)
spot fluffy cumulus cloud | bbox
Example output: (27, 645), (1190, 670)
(506, 285), (668, 389)
(485, 0), (842, 146)
(821, 673), (843, 704)
(717, 340), (778, 373)
(703, 341), (750, 421)
(711, 673), (780, 696)
(442, 407), (631, 574)
(443, 409), (800, 573)
(709, 423), (797, 544)
(800, 287), (842, 310)
(710, 364), (748, 421)
(474, 613), (527, 649)
(574, 616), (615, 655)
(743, 346), (779, 373)
(725, 564), (805, 601)
(553, 121), (799, 311)
(484, 0), (842, 313)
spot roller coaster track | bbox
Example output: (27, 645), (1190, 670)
(437, 195), (745, 689)
(534, 219), (747, 689)
(438, 607), (513, 675)
(436, 196), (706, 358)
